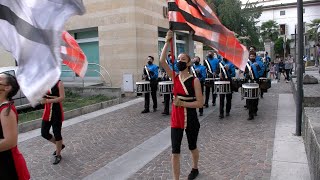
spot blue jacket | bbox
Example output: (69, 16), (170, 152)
(205, 57), (220, 76)
(166, 58), (179, 73)
(193, 64), (207, 82)
(144, 64), (159, 80)
(220, 60), (235, 79)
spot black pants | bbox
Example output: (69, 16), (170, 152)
(219, 93), (232, 115)
(171, 127), (199, 154)
(144, 81), (158, 110)
(246, 99), (259, 117)
(41, 119), (63, 141)
(199, 81), (204, 113)
(163, 94), (170, 113)
(205, 86), (217, 105)
(285, 69), (291, 81)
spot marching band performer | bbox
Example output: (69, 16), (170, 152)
(141, 56), (159, 113)
(244, 52), (263, 120)
(218, 58), (235, 119)
(161, 30), (203, 180)
(192, 56), (206, 116)
(204, 51), (220, 107)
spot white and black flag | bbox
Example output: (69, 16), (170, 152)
(0, 0), (85, 105)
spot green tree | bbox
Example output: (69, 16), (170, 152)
(260, 20), (279, 42)
(307, 18), (320, 42)
(274, 37), (291, 57)
(206, 0), (262, 48)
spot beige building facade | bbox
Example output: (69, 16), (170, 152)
(0, 0), (203, 92)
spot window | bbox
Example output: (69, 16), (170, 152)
(303, 8), (305, 13)
(280, 10), (285, 16)
(280, 24), (286, 35)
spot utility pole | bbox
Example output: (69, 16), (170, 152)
(296, 0), (304, 136)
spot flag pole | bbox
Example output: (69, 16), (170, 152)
(170, 30), (176, 97)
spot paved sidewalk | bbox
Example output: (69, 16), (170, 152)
(18, 79), (307, 180)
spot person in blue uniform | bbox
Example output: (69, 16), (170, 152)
(218, 58), (235, 119)
(192, 56), (206, 116)
(141, 56), (159, 113)
(244, 52), (263, 120)
(204, 51), (220, 107)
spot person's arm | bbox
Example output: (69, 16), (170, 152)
(42, 82), (65, 104)
(160, 31), (174, 80)
(0, 108), (18, 152)
(174, 78), (203, 108)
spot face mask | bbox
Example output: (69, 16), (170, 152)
(177, 61), (187, 71)
(147, 61), (152, 65)
(208, 55), (213, 59)
(194, 61), (200, 65)
(249, 58), (255, 62)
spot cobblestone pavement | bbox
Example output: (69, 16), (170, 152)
(19, 97), (171, 180)
(129, 81), (292, 180)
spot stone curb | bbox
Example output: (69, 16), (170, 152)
(303, 108), (320, 180)
(18, 98), (121, 134)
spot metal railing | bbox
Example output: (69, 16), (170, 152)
(61, 63), (112, 87)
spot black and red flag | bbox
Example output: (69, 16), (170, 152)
(168, 0), (248, 71)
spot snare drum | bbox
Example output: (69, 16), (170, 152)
(259, 78), (271, 90)
(159, 81), (173, 94)
(136, 81), (151, 93)
(214, 81), (231, 94)
(241, 83), (259, 99)
(205, 78), (219, 87)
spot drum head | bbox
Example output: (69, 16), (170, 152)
(136, 81), (150, 85)
(242, 83), (259, 88)
(205, 78), (214, 81)
(159, 81), (173, 85)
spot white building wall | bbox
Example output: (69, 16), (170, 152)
(257, 4), (320, 37)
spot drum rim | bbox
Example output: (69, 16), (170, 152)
(159, 81), (173, 85)
(214, 81), (231, 84)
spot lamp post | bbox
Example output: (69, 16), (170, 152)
(296, 0), (304, 136)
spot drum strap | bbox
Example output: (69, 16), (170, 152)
(205, 59), (213, 75)
(219, 62), (228, 79)
(144, 65), (151, 80)
(246, 61), (255, 80)
(191, 66), (197, 78)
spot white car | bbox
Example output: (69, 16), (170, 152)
(0, 66), (30, 109)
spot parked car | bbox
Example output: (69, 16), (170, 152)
(0, 66), (30, 109)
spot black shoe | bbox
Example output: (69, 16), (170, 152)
(254, 112), (257, 116)
(212, 102), (216, 106)
(219, 114), (224, 119)
(226, 112), (230, 117)
(141, 109), (150, 113)
(53, 155), (62, 165)
(53, 144), (65, 156)
(153, 108), (157, 112)
(203, 104), (208, 108)
(161, 111), (169, 115)
(199, 112), (203, 116)
(247, 116), (254, 120)
(188, 168), (199, 180)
